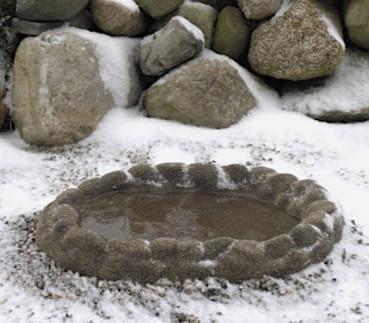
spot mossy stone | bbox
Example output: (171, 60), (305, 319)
(213, 6), (249, 60)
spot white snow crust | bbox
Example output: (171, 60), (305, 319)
(282, 48), (369, 116)
(173, 16), (205, 43)
(1, 96), (369, 321)
(70, 27), (140, 108)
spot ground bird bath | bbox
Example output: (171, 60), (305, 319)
(36, 163), (344, 283)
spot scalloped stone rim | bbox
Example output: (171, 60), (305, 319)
(36, 163), (344, 283)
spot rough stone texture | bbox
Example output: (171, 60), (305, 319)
(237, 0), (282, 20)
(144, 53), (256, 128)
(91, 0), (146, 37)
(135, 0), (184, 19)
(212, 6), (249, 60)
(12, 30), (114, 146)
(178, 1), (217, 48)
(248, 0), (345, 81)
(16, 0), (89, 22)
(11, 18), (63, 36)
(156, 163), (186, 186)
(36, 163), (344, 283)
(188, 163), (218, 189)
(140, 17), (204, 76)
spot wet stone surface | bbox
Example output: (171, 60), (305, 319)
(77, 190), (299, 242)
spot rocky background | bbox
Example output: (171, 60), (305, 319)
(0, 0), (369, 146)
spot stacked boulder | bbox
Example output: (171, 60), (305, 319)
(12, 29), (141, 146)
(12, 0), (94, 36)
(6, 0), (369, 146)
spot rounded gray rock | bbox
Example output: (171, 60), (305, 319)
(140, 16), (204, 76)
(16, 0), (89, 22)
(91, 0), (147, 37)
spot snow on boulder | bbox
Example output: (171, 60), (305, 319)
(12, 28), (141, 146)
(282, 48), (369, 122)
(91, 0), (147, 37)
(248, 0), (345, 81)
(139, 16), (204, 76)
(177, 1), (217, 48)
(144, 50), (276, 129)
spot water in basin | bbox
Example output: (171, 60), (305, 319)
(77, 190), (298, 242)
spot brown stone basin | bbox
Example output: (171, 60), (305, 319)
(78, 190), (299, 242)
(36, 163), (344, 283)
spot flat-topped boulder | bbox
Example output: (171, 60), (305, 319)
(144, 52), (259, 128)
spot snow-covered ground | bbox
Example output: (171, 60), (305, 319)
(1, 103), (369, 322)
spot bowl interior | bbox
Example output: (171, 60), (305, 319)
(76, 189), (299, 242)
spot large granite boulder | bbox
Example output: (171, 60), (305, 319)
(178, 1), (217, 48)
(282, 48), (369, 122)
(91, 0), (147, 37)
(140, 16), (204, 76)
(144, 52), (258, 128)
(135, 0), (183, 19)
(248, 0), (345, 81)
(212, 6), (249, 60)
(12, 29), (141, 146)
(236, 0), (282, 20)
(344, 0), (369, 49)
(16, 0), (89, 22)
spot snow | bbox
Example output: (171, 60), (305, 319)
(173, 16), (205, 43)
(282, 48), (369, 116)
(320, 13), (346, 49)
(109, 0), (140, 12)
(274, 0), (293, 18)
(70, 27), (140, 108)
(1, 101), (369, 321)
